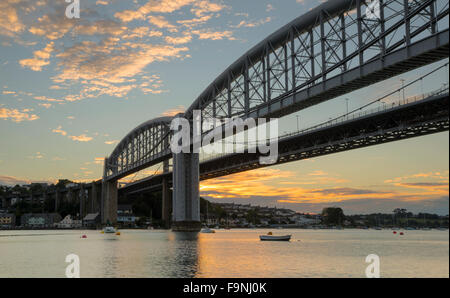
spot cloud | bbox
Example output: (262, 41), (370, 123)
(266, 4), (274, 12)
(34, 95), (63, 103)
(94, 157), (105, 164)
(28, 152), (44, 159)
(177, 15), (212, 28)
(191, 0), (225, 17)
(52, 125), (67, 136)
(75, 20), (126, 36)
(114, 0), (196, 22)
(308, 170), (327, 176)
(165, 34), (193, 45)
(161, 105), (185, 116)
(53, 39), (189, 100)
(0, 0), (26, 38)
(38, 103), (52, 108)
(232, 17), (272, 28)
(114, 0), (225, 23)
(191, 30), (234, 40)
(122, 27), (163, 39)
(385, 171), (449, 183)
(105, 140), (119, 145)
(69, 134), (93, 142)
(0, 106), (39, 122)
(28, 5), (77, 40)
(200, 167), (450, 214)
(19, 42), (54, 71)
(148, 15), (177, 30)
(2, 90), (16, 95)
(0, 175), (31, 186)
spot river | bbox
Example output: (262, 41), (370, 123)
(0, 228), (448, 278)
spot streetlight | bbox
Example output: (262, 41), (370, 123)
(345, 98), (349, 120)
(400, 78), (405, 102)
(296, 115), (300, 132)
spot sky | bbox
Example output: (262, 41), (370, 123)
(0, 0), (449, 215)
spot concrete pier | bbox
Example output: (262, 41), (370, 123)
(79, 184), (85, 218)
(101, 180), (117, 224)
(55, 191), (60, 212)
(89, 182), (98, 214)
(161, 159), (171, 228)
(162, 177), (171, 228)
(172, 152), (201, 232)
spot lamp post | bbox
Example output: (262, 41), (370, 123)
(345, 98), (349, 119)
(296, 115), (300, 132)
(400, 78), (405, 101)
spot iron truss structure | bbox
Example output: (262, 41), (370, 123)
(119, 92), (449, 195)
(105, 117), (172, 181)
(106, 0), (449, 182)
(186, 0), (449, 122)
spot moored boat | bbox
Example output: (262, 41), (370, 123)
(102, 226), (117, 234)
(259, 232), (291, 241)
(200, 227), (215, 233)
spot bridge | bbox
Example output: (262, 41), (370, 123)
(30, 0), (448, 231)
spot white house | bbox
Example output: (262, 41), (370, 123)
(56, 215), (82, 228)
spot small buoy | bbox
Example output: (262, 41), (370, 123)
(100, 231), (104, 234)
(267, 231), (273, 235)
(115, 232), (121, 235)
(393, 231), (397, 234)
(400, 232), (404, 235)
(81, 234), (87, 239)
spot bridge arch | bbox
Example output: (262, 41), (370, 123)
(105, 117), (173, 181)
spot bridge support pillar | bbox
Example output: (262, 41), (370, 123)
(79, 184), (85, 219)
(101, 180), (117, 225)
(55, 191), (60, 212)
(172, 152), (201, 232)
(162, 177), (171, 229)
(90, 182), (98, 214)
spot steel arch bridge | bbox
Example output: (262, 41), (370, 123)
(101, 0), (449, 229)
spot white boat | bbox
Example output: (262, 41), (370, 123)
(259, 233), (291, 241)
(200, 227), (215, 233)
(102, 226), (117, 233)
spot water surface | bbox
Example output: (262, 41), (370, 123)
(0, 229), (448, 278)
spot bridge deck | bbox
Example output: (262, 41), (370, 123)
(119, 92), (449, 196)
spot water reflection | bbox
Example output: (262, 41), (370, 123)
(167, 232), (199, 278)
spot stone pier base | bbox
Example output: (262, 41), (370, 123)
(171, 221), (202, 232)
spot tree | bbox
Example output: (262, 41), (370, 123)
(322, 207), (345, 226)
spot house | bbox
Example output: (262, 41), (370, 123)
(21, 213), (61, 228)
(117, 205), (137, 227)
(83, 213), (100, 228)
(0, 213), (16, 229)
(56, 215), (82, 228)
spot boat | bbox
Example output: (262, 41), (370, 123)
(259, 232), (291, 241)
(102, 226), (117, 234)
(200, 227), (215, 233)
(200, 203), (215, 233)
